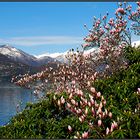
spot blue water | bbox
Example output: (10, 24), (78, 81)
(0, 82), (37, 126)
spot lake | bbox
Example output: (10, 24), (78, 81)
(0, 82), (37, 126)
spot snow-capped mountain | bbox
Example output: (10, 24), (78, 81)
(0, 44), (57, 66)
(36, 51), (68, 63)
(0, 44), (39, 66)
(37, 47), (99, 63)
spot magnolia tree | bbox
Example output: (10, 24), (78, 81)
(12, 2), (140, 139)
(129, 2), (140, 35)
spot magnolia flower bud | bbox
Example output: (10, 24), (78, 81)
(68, 125), (72, 132)
(71, 99), (76, 105)
(57, 100), (61, 106)
(98, 120), (102, 126)
(72, 80), (76, 85)
(106, 127), (110, 135)
(105, 109), (108, 115)
(69, 93), (73, 99)
(90, 98), (94, 105)
(101, 96), (104, 101)
(97, 107), (102, 114)
(53, 95), (56, 100)
(99, 114), (102, 119)
(74, 136), (78, 139)
(61, 96), (65, 104)
(103, 100), (106, 105)
(90, 87), (96, 93)
(97, 92), (101, 98)
(76, 131), (80, 137)
(84, 74), (87, 79)
(85, 107), (88, 115)
(91, 107), (95, 114)
(87, 81), (91, 86)
(88, 101), (91, 107)
(67, 103), (71, 108)
(82, 131), (89, 139)
(113, 121), (118, 128)
(111, 122), (115, 130)
(109, 112), (112, 118)
(79, 117), (83, 123)
(94, 72), (97, 77)
(99, 102), (103, 108)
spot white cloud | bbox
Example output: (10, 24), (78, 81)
(132, 40), (140, 47)
(0, 36), (83, 46)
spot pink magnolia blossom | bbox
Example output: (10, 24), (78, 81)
(97, 92), (101, 98)
(68, 125), (72, 132)
(82, 131), (89, 139)
(116, 8), (125, 15)
(136, 1), (140, 6)
(98, 120), (102, 127)
(109, 112), (112, 118)
(67, 103), (71, 108)
(106, 127), (110, 135)
(90, 87), (96, 93)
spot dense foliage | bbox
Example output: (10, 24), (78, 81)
(0, 46), (139, 139)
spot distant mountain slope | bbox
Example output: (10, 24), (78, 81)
(0, 45), (40, 66)
(0, 45), (57, 66)
(0, 53), (41, 82)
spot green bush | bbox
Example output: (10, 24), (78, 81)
(93, 46), (140, 138)
(0, 46), (139, 138)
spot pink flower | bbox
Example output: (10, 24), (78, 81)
(72, 80), (76, 84)
(116, 8), (125, 14)
(103, 100), (106, 105)
(67, 103), (71, 108)
(79, 117), (83, 123)
(136, 2), (140, 6)
(84, 37), (93, 42)
(82, 131), (89, 139)
(85, 107), (88, 115)
(97, 107), (102, 114)
(69, 93), (73, 99)
(57, 100), (61, 106)
(108, 112), (112, 118)
(68, 125), (72, 132)
(77, 89), (83, 96)
(60, 96), (65, 104)
(88, 101), (91, 107)
(71, 99), (76, 105)
(105, 25), (109, 30)
(113, 121), (118, 128)
(106, 127), (110, 135)
(90, 98), (95, 105)
(97, 92), (101, 98)
(98, 120), (102, 126)
(111, 122), (115, 130)
(91, 107), (95, 115)
(90, 87), (96, 93)
(82, 43), (89, 48)
(94, 72), (98, 77)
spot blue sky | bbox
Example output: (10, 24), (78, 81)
(0, 2), (139, 55)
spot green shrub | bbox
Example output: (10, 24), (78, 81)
(93, 46), (140, 138)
